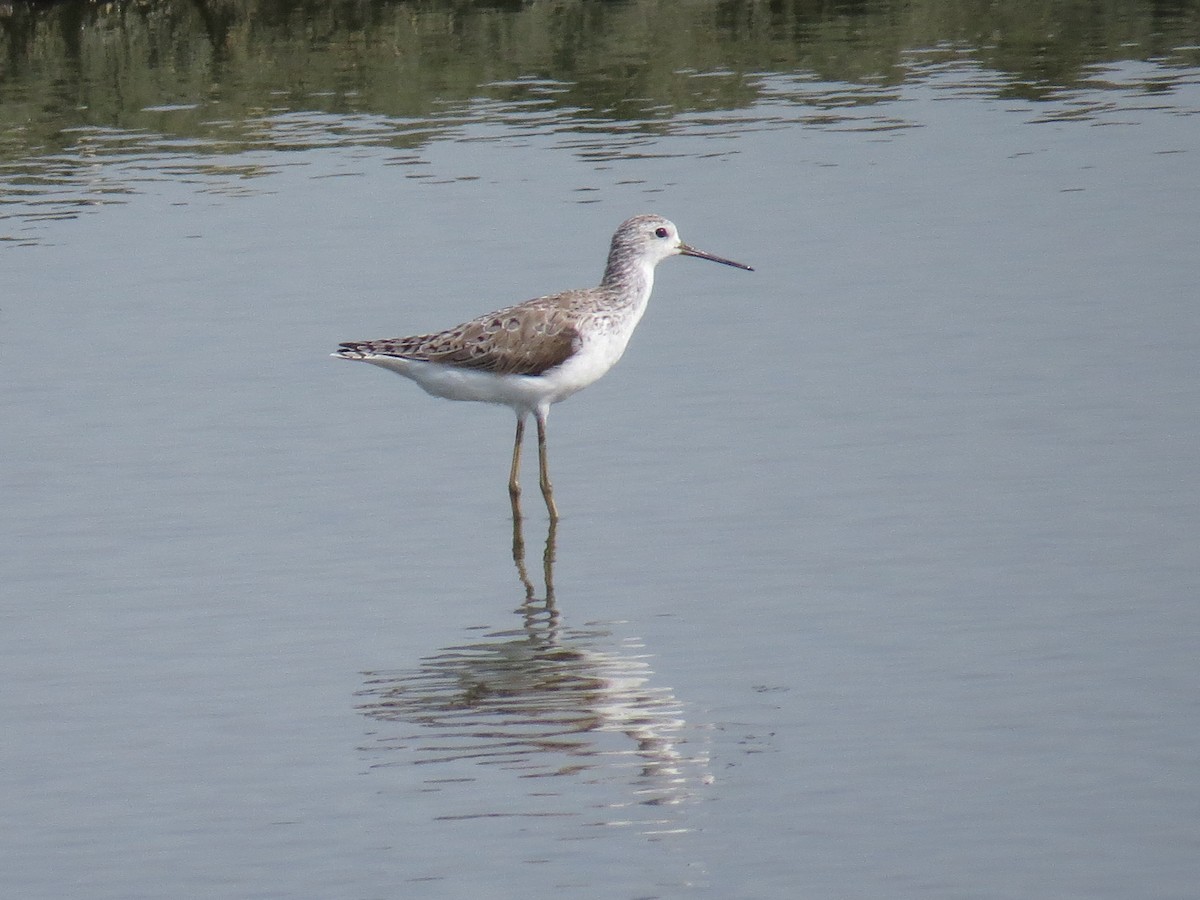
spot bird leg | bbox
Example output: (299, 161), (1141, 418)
(542, 515), (558, 604)
(535, 409), (559, 521)
(509, 415), (525, 507)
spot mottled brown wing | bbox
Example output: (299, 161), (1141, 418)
(339, 296), (582, 376)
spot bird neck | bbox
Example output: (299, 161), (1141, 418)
(599, 255), (654, 309)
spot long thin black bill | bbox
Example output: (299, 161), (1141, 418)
(680, 243), (754, 271)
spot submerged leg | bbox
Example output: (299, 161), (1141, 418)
(535, 408), (559, 521)
(511, 494), (534, 602)
(509, 415), (526, 505)
(542, 515), (558, 604)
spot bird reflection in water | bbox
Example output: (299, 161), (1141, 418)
(356, 498), (711, 831)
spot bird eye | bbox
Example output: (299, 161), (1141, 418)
(654, 227), (669, 238)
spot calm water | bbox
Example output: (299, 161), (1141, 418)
(3, 3), (1199, 898)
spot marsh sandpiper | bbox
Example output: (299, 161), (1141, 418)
(334, 214), (753, 519)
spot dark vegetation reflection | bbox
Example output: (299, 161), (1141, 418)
(356, 503), (710, 830)
(3, 1), (1198, 243)
(3, 1), (1198, 148)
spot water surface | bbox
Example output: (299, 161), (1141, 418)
(2, 2), (1199, 898)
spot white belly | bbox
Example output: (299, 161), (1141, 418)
(352, 299), (649, 415)
(359, 321), (637, 415)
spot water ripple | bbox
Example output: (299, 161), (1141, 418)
(356, 612), (712, 835)
(3, 60), (1198, 245)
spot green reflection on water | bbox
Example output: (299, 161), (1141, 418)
(2, 0), (1197, 147)
(0, 0), (1196, 238)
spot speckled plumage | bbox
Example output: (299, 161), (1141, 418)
(337, 292), (587, 378)
(334, 214), (752, 518)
